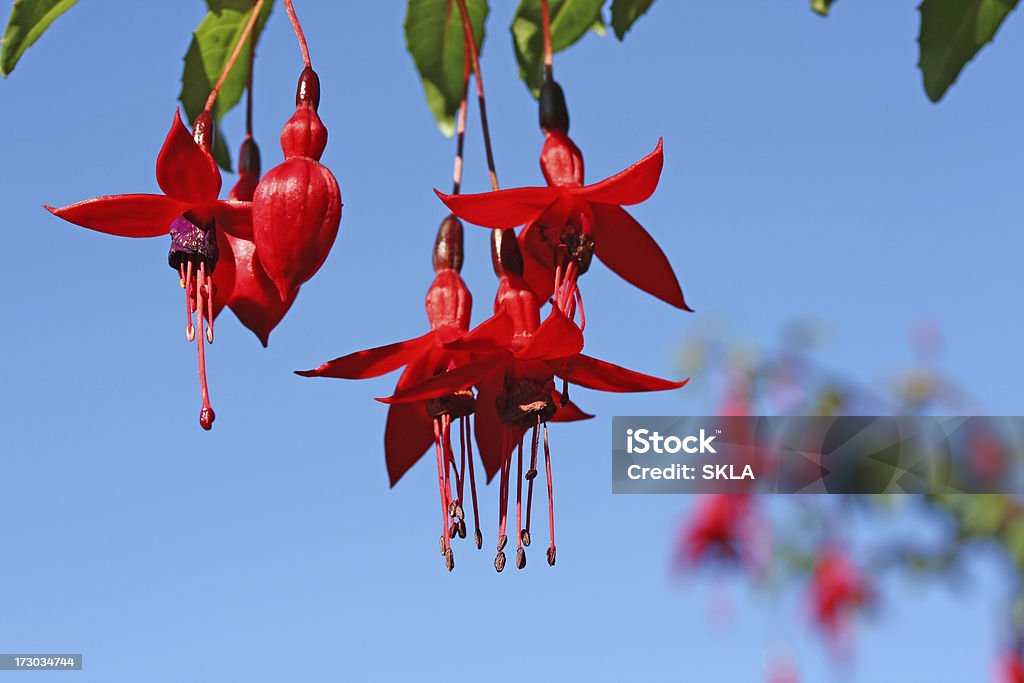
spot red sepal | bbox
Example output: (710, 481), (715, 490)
(574, 138), (663, 206)
(591, 203), (690, 310)
(44, 194), (183, 238)
(156, 109), (222, 204)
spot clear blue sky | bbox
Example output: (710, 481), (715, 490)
(2, 2), (1022, 681)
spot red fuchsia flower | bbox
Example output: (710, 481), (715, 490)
(807, 547), (871, 645)
(214, 135), (298, 347)
(252, 67), (342, 299)
(45, 110), (253, 430)
(383, 229), (686, 571)
(677, 494), (755, 568)
(435, 77), (689, 324)
(296, 215), (484, 570)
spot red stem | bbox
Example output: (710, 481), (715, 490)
(454, 0), (499, 191)
(283, 0), (312, 68)
(451, 46), (471, 195)
(204, 0), (265, 113)
(541, 0), (553, 79)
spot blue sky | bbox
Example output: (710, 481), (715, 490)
(1, 2), (1022, 681)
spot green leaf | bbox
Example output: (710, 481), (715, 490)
(810, 0), (835, 17)
(0, 0), (78, 77)
(404, 0), (489, 137)
(918, 0), (1019, 102)
(511, 0), (605, 96)
(179, 0), (274, 171)
(610, 0), (655, 40)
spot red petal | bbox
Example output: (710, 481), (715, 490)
(379, 357), (497, 404)
(435, 187), (559, 229)
(212, 200), (254, 240)
(549, 397), (595, 422)
(296, 332), (433, 379)
(519, 223), (556, 302)
(472, 368), (519, 481)
(553, 353), (689, 392)
(591, 203), (691, 310)
(384, 402), (435, 486)
(156, 109), (222, 204)
(222, 234), (298, 347)
(573, 138), (663, 206)
(516, 309), (583, 360)
(44, 194), (184, 238)
(211, 230), (237, 320)
(384, 356), (438, 486)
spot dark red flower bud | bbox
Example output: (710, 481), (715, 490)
(433, 214), (464, 273)
(491, 229), (523, 279)
(296, 66), (320, 109)
(230, 135), (262, 204)
(192, 111), (215, 153)
(539, 77), (569, 135)
(238, 135), (262, 179)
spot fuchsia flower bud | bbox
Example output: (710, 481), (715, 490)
(253, 67), (342, 299)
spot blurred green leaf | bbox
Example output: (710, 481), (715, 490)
(810, 0), (835, 17)
(0, 0), (77, 77)
(511, 0), (604, 96)
(610, 0), (655, 39)
(918, 0), (1019, 102)
(179, 0), (274, 171)
(405, 0), (489, 137)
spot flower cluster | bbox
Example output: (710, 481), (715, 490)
(299, 74), (689, 571)
(45, 1), (340, 430)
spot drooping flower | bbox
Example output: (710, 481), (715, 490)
(252, 67), (342, 299)
(807, 547), (871, 644)
(45, 110), (253, 429)
(383, 229), (686, 571)
(435, 77), (689, 322)
(216, 135), (299, 347)
(296, 216), (590, 569)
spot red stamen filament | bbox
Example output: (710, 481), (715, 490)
(195, 262), (216, 430)
(544, 422), (556, 566)
(464, 416), (482, 547)
(515, 439), (524, 565)
(525, 422), (540, 540)
(283, 0), (312, 68)
(433, 418), (452, 557)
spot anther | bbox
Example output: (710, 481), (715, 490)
(444, 548), (455, 572)
(521, 529), (531, 547)
(525, 469), (538, 481)
(516, 547), (526, 570)
(497, 534), (507, 553)
(494, 552), (506, 573)
(474, 529), (483, 549)
(547, 546), (557, 566)
(458, 520), (467, 539)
